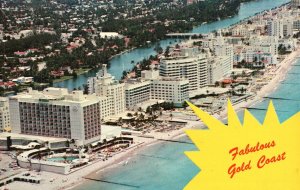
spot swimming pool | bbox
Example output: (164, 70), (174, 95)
(46, 156), (78, 162)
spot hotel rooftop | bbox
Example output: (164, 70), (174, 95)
(10, 87), (99, 104)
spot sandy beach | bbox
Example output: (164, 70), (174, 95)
(3, 47), (299, 190)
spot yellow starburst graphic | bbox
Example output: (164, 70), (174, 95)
(184, 100), (300, 190)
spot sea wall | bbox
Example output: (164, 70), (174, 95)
(17, 148), (71, 175)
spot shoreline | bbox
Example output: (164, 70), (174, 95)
(4, 41), (298, 190)
(61, 48), (300, 190)
(52, 1), (290, 86)
(3, 2), (295, 190)
(108, 47), (137, 61)
(52, 68), (92, 83)
(52, 47), (137, 85)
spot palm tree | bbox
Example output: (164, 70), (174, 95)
(242, 70), (246, 78)
(118, 117), (122, 123)
(230, 84), (235, 95)
(139, 113), (144, 120)
(215, 81), (220, 87)
(230, 71), (235, 79)
(182, 101), (188, 109)
(254, 57), (258, 63)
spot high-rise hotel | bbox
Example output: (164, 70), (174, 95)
(9, 88), (102, 145)
(87, 64), (126, 120)
(159, 47), (208, 91)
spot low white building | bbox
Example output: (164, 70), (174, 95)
(234, 47), (278, 66)
(278, 38), (298, 52)
(99, 32), (123, 39)
(101, 125), (122, 140)
(12, 76), (34, 84)
(249, 36), (279, 55)
(231, 24), (255, 37)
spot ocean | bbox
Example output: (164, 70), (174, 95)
(73, 0), (294, 189)
(74, 59), (300, 190)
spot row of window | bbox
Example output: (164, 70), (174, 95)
(83, 105), (101, 140)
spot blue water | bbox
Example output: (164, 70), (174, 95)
(74, 136), (198, 190)
(191, 0), (289, 33)
(53, 39), (178, 90)
(54, 0), (290, 91)
(74, 60), (300, 190)
(71, 0), (294, 189)
(47, 156), (78, 162)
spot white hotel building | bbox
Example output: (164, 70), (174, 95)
(159, 50), (208, 91)
(9, 88), (102, 145)
(267, 18), (293, 38)
(249, 36), (279, 55)
(89, 65), (189, 111)
(125, 79), (151, 108)
(150, 77), (189, 106)
(88, 46), (231, 110)
(88, 65), (126, 120)
(125, 69), (189, 108)
(208, 56), (233, 85)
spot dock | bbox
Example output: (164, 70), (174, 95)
(0, 172), (41, 187)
